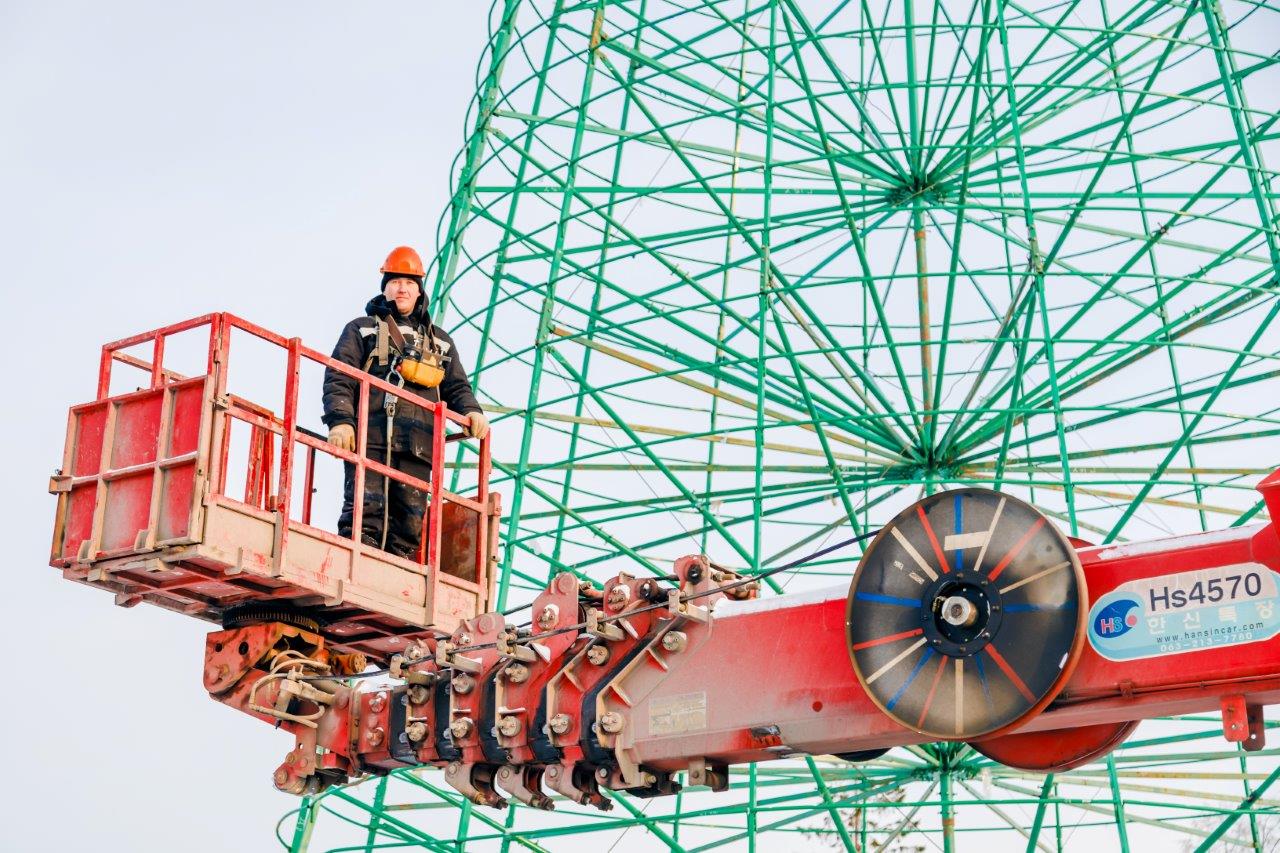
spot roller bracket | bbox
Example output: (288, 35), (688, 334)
(1221, 694), (1266, 751)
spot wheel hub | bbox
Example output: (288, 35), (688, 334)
(921, 574), (1002, 657)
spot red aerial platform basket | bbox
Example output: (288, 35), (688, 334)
(48, 313), (500, 662)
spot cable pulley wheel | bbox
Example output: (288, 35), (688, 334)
(846, 488), (1086, 740)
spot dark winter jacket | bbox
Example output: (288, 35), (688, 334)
(321, 294), (482, 459)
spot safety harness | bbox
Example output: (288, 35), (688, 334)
(361, 316), (449, 551)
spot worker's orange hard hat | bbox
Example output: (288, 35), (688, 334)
(380, 246), (425, 279)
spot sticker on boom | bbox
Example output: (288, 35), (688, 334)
(1087, 563), (1280, 661)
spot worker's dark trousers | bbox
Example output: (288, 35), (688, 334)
(338, 448), (431, 559)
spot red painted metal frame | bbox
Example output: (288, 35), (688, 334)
(93, 314), (488, 551)
(57, 316), (1280, 803)
(52, 313), (497, 656)
(195, 479), (1280, 800)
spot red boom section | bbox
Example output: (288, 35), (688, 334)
(199, 475), (1278, 806)
(626, 517), (1280, 770)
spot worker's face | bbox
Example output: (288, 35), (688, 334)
(383, 277), (421, 316)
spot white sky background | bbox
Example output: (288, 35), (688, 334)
(0, 3), (489, 849)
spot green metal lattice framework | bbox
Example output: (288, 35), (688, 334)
(287, 0), (1280, 848)
(281, 717), (1280, 851)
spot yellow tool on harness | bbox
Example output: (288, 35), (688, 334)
(383, 317), (445, 389)
(398, 352), (444, 388)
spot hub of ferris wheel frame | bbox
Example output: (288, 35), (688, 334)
(410, 1), (1280, 842)
(50, 0), (1280, 849)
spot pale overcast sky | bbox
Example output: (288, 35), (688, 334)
(1, 3), (489, 849)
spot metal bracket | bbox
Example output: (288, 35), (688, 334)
(229, 545), (269, 577)
(436, 640), (483, 674)
(496, 629), (540, 663)
(667, 589), (710, 623)
(586, 608), (625, 642)
(323, 579), (346, 608)
(687, 757), (729, 792)
(443, 761), (507, 809)
(1222, 694), (1266, 751)
(495, 765), (553, 810)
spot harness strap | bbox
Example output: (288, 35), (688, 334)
(377, 320), (390, 366)
(361, 320), (392, 372)
(384, 316), (411, 351)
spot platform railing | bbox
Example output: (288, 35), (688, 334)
(93, 312), (494, 593)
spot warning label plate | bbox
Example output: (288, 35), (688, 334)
(649, 691), (707, 736)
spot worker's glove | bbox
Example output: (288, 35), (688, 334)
(327, 423), (356, 453)
(466, 411), (490, 440)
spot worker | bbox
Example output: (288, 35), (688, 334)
(321, 246), (489, 559)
